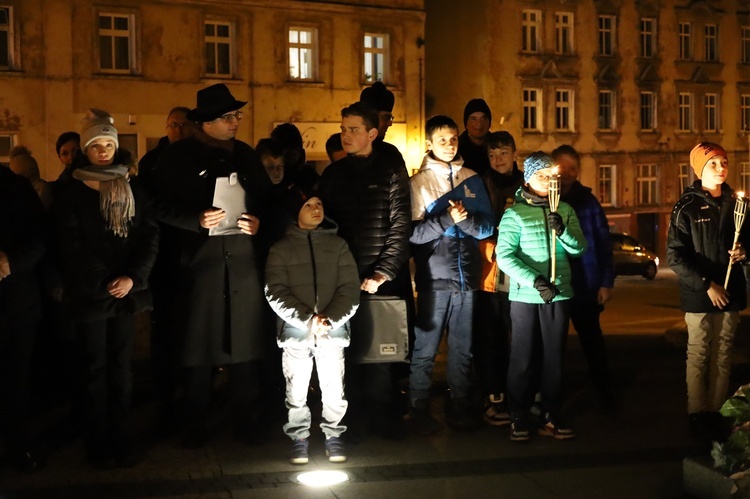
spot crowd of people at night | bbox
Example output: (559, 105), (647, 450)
(0, 80), (745, 472)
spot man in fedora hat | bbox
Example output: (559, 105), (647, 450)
(153, 83), (273, 447)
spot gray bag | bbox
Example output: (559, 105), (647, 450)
(348, 295), (409, 363)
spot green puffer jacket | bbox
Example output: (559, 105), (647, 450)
(496, 187), (587, 303)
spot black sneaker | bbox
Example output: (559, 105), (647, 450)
(324, 437), (347, 463)
(510, 417), (531, 442)
(408, 399), (442, 436)
(538, 413), (576, 440)
(289, 439), (309, 465)
(446, 397), (480, 431)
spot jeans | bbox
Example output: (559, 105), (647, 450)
(685, 311), (739, 413)
(409, 290), (475, 402)
(507, 300), (570, 416)
(282, 340), (347, 440)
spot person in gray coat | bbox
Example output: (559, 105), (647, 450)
(265, 188), (360, 465)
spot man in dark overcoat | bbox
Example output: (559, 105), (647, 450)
(153, 84), (272, 446)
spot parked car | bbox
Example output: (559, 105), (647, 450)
(611, 232), (659, 280)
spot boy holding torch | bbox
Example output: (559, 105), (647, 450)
(667, 142), (748, 439)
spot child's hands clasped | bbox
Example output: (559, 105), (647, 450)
(107, 276), (134, 298)
(448, 200), (468, 224)
(312, 314), (332, 337)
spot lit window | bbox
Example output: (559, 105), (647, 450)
(555, 12), (574, 55)
(637, 164), (659, 205)
(640, 91), (657, 131)
(678, 93), (692, 132)
(98, 12), (136, 73)
(522, 10), (542, 53)
(742, 94), (750, 132)
(522, 88), (542, 131)
(0, 6), (14, 70)
(704, 93), (719, 132)
(204, 21), (234, 78)
(288, 27), (317, 81)
(640, 18), (656, 58)
(598, 89), (615, 131)
(598, 164), (616, 206)
(364, 33), (388, 83)
(743, 27), (750, 64)
(704, 24), (717, 62)
(598, 15), (616, 56)
(555, 89), (573, 131)
(679, 22), (692, 60)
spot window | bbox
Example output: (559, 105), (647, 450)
(678, 93), (692, 132)
(743, 27), (750, 64)
(555, 12), (574, 55)
(204, 21), (234, 78)
(640, 91), (657, 131)
(640, 18), (656, 58)
(98, 12), (136, 73)
(637, 164), (659, 205)
(678, 163), (692, 192)
(598, 164), (616, 206)
(598, 15), (616, 56)
(704, 93), (718, 132)
(364, 33), (388, 83)
(679, 22), (692, 60)
(742, 94), (750, 132)
(598, 90), (615, 131)
(522, 10), (542, 53)
(555, 89), (573, 131)
(288, 27), (317, 80)
(741, 162), (750, 194)
(522, 88), (542, 131)
(704, 24), (717, 62)
(0, 133), (15, 164)
(0, 6), (13, 69)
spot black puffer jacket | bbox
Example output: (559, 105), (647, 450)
(318, 144), (411, 296)
(667, 181), (749, 313)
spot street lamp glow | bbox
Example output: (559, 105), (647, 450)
(295, 470), (349, 487)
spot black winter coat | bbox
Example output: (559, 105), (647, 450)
(53, 177), (158, 322)
(154, 135), (272, 367)
(667, 181), (748, 313)
(318, 143), (412, 297)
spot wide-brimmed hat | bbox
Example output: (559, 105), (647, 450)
(187, 84), (247, 122)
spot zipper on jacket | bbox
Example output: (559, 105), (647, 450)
(448, 163), (466, 292)
(306, 232), (320, 345)
(543, 206), (552, 282)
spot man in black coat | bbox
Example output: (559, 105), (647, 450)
(318, 102), (412, 441)
(0, 167), (46, 472)
(154, 84), (272, 447)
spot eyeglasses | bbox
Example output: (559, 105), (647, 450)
(379, 112), (395, 123)
(214, 111), (243, 123)
(166, 122), (192, 129)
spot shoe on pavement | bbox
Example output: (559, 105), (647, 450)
(483, 394), (511, 427)
(446, 397), (480, 431)
(538, 413), (576, 440)
(510, 416), (531, 442)
(325, 437), (347, 463)
(407, 399), (442, 436)
(290, 439), (309, 465)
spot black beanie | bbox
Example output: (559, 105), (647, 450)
(360, 82), (395, 112)
(463, 98), (492, 127)
(289, 185), (320, 223)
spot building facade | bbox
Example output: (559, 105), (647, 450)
(426, 0), (750, 261)
(0, 0), (426, 179)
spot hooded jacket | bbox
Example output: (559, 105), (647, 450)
(496, 186), (587, 304)
(410, 153), (494, 292)
(265, 218), (360, 347)
(667, 181), (748, 313)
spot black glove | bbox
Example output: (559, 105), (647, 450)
(534, 275), (560, 303)
(548, 212), (565, 237)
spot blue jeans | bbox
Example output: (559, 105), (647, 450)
(409, 290), (475, 402)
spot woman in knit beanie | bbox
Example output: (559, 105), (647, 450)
(52, 108), (158, 469)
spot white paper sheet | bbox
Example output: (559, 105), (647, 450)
(209, 173), (247, 236)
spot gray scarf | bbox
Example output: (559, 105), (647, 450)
(73, 165), (135, 237)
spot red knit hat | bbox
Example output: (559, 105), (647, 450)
(689, 142), (727, 179)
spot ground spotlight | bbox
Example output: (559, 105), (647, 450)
(294, 470), (349, 487)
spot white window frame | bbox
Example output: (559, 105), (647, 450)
(522, 88), (542, 131)
(637, 164), (659, 206)
(555, 89), (574, 132)
(204, 20), (235, 78)
(598, 164), (616, 207)
(363, 32), (389, 84)
(678, 92), (692, 132)
(640, 91), (657, 131)
(679, 22), (692, 60)
(678, 163), (693, 193)
(704, 24), (718, 62)
(742, 94), (750, 132)
(640, 18), (656, 58)
(704, 93), (719, 132)
(0, 5), (15, 70)
(288, 26), (318, 81)
(98, 12), (137, 74)
(741, 162), (750, 195)
(598, 15), (616, 56)
(521, 10), (542, 54)
(598, 89), (615, 131)
(743, 27), (750, 64)
(0, 133), (16, 164)
(555, 12), (574, 55)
